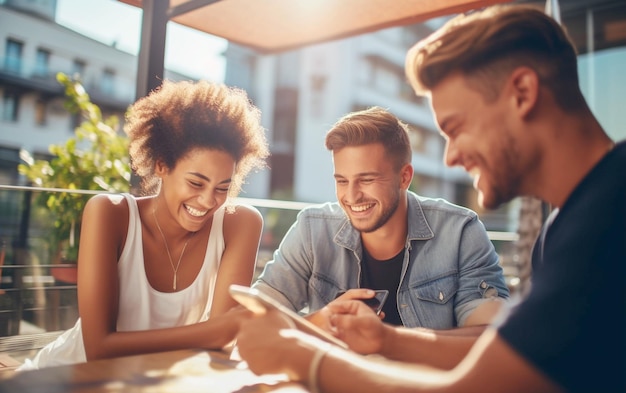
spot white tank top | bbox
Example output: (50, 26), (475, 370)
(19, 193), (225, 370)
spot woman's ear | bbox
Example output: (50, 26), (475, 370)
(154, 159), (168, 177)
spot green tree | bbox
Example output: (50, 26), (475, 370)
(18, 72), (131, 262)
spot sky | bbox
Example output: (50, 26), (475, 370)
(55, 0), (227, 81)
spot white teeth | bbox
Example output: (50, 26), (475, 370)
(185, 205), (208, 217)
(350, 204), (373, 212)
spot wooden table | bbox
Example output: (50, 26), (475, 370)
(0, 348), (308, 392)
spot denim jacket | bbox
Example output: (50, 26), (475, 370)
(253, 191), (509, 329)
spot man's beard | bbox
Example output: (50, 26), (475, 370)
(351, 189), (401, 234)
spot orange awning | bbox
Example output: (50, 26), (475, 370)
(119, 0), (510, 54)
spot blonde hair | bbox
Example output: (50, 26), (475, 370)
(405, 5), (586, 111)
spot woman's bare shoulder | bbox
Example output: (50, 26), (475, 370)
(222, 204), (263, 240)
(223, 203), (263, 223)
(84, 194), (129, 222)
(84, 193), (130, 214)
(80, 194), (132, 249)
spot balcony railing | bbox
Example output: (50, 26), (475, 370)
(0, 56), (135, 108)
(0, 184), (518, 358)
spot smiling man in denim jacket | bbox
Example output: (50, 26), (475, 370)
(253, 106), (508, 330)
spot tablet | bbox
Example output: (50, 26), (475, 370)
(229, 284), (348, 349)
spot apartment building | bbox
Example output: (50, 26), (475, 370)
(0, 0), (188, 186)
(224, 21), (517, 232)
(224, 0), (626, 234)
(3, 0), (624, 233)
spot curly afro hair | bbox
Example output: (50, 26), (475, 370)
(124, 80), (269, 197)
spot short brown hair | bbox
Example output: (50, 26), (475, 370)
(405, 5), (586, 111)
(324, 106), (412, 170)
(124, 80), (269, 196)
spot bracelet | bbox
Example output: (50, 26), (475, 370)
(308, 343), (333, 393)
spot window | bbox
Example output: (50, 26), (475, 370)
(34, 48), (51, 77)
(227, 54), (256, 98)
(0, 147), (20, 186)
(4, 39), (23, 74)
(568, 1), (626, 142)
(35, 99), (47, 126)
(276, 51), (299, 87)
(1, 91), (19, 122)
(72, 59), (86, 79)
(101, 69), (115, 94)
(370, 61), (400, 97)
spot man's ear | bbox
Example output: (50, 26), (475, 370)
(400, 163), (414, 189)
(508, 66), (539, 119)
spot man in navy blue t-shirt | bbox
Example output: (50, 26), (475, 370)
(234, 5), (625, 392)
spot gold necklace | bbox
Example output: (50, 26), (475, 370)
(152, 208), (193, 291)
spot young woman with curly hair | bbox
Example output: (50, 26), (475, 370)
(20, 80), (269, 369)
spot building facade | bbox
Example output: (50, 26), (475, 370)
(2, 0), (624, 272)
(0, 0), (188, 186)
(225, 20), (517, 232)
(224, 0), (626, 234)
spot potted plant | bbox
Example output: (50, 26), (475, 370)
(18, 72), (131, 283)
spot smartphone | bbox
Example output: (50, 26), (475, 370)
(229, 284), (348, 349)
(334, 289), (389, 315)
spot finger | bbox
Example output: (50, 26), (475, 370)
(327, 299), (363, 314)
(328, 313), (347, 334)
(331, 315), (370, 344)
(337, 288), (376, 300)
(329, 312), (363, 332)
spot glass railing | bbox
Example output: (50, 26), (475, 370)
(0, 184), (518, 339)
(0, 185), (87, 338)
(0, 55), (136, 105)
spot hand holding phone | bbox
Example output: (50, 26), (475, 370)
(334, 289), (389, 315)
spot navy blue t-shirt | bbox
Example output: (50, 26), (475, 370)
(498, 141), (626, 392)
(360, 247), (404, 326)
